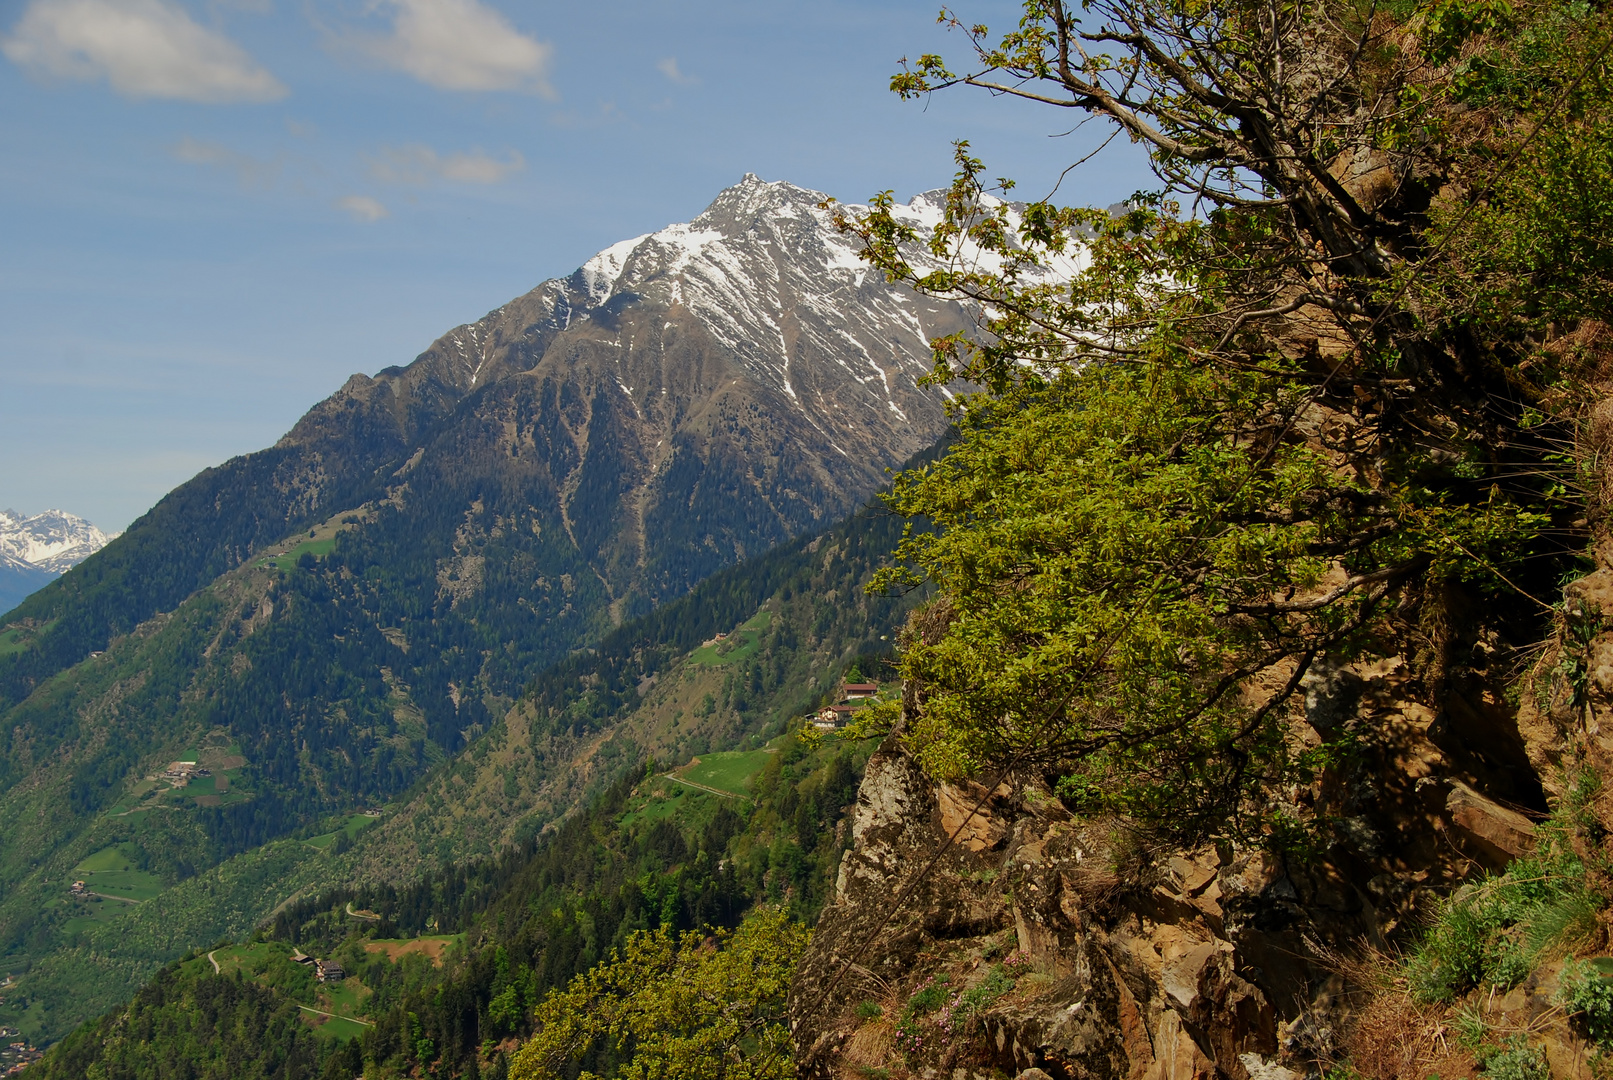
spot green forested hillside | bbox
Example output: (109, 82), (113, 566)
(33, 723), (872, 1079)
(0, 466), (926, 1044)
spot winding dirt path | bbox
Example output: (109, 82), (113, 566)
(298, 1005), (372, 1026)
(661, 774), (751, 802)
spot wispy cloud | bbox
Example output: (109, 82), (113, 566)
(335, 194), (388, 221)
(656, 56), (696, 86)
(170, 136), (278, 185)
(2, 0), (285, 102)
(344, 0), (552, 95)
(368, 144), (524, 185)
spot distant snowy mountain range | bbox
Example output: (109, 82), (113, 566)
(0, 509), (116, 614)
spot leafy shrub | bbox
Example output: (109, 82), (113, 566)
(1406, 839), (1596, 1003)
(1474, 1037), (1549, 1080)
(1558, 959), (1613, 1043)
(509, 908), (808, 1080)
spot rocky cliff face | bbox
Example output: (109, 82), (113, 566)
(787, 630), (1602, 1079)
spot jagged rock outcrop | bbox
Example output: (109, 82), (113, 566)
(788, 639), (1568, 1080)
(789, 739), (1289, 1080)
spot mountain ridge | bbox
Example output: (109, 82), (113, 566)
(0, 176), (968, 1041)
(0, 509), (115, 616)
(1, 175), (970, 710)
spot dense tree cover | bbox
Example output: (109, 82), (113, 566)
(0, 467), (918, 1048)
(261, 734), (863, 1078)
(510, 909), (806, 1080)
(851, 0), (1613, 842)
(35, 731), (863, 1079)
(34, 962), (321, 1080)
(520, 487), (924, 742)
(0, 428), (406, 713)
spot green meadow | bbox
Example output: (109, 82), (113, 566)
(674, 749), (774, 798)
(688, 610), (772, 666)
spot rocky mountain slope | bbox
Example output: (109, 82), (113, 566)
(0, 509), (114, 614)
(0, 176), (976, 1041)
(0, 175), (973, 715)
(0, 174), (971, 838)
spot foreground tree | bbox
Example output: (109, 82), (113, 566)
(509, 908), (807, 1080)
(848, 0), (1613, 840)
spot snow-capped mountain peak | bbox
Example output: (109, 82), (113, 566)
(0, 508), (117, 575)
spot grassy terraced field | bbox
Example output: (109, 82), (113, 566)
(69, 845), (165, 901)
(318, 978), (373, 1017)
(0, 618), (56, 656)
(304, 813), (379, 850)
(306, 1012), (369, 1043)
(619, 778), (715, 828)
(675, 748), (774, 797)
(688, 609), (772, 666)
(264, 536), (337, 571)
(186, 941), (291, 978)
(57, 897), (135, 938)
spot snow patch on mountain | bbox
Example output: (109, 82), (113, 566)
(0, 509), (117, 575)
(498, 173), (1086, 426)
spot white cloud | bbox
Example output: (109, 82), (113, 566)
(351, 0), (552, 94)
(656, 56), (695, 85)
(335, 194), (388, 221)
(170, 136), (277, 184)
(368, 144), (524, 185)
(2, 0), (285, 102)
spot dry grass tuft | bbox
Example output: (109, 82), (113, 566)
(1346, 990), (1475, 1080)
(841, 1017), (896, 1070)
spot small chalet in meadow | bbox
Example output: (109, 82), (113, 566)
(316, 959), (345, 983)
(813, 704), (861, 730)
(840, 682), (879, 701)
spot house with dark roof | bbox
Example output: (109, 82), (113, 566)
(840, 682), (879, 701)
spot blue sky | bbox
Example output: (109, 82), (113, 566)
(0, 0), (1151, 531)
